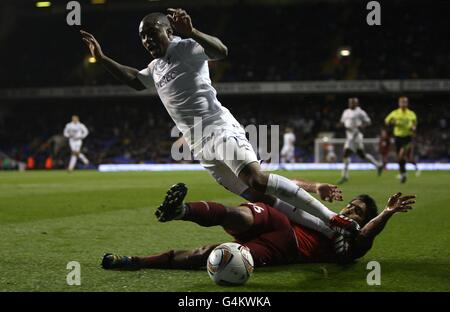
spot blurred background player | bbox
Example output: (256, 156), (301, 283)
(63, 115), (89, 171)
(385, 96), (418, 183)
(378, 128), (392, 169)
(406, 135), (421, 176)
(325, 143), (337, 163)
(280, 127), (296, 167)
(338, 98), (383, 184)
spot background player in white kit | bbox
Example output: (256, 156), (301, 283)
(280, 127), (296, 166)
(337, 98), (383, 184)
(80, 8), (359, 236)
(63, 115), (89, 171)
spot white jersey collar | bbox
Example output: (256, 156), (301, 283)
(160, 36), (181, 60)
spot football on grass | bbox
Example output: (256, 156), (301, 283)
(207, 242), (254, 286)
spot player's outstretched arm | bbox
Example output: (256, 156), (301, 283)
(350, 192), (416, 259)
(80, 30), (146, 91)
(167, 8), (228, 60)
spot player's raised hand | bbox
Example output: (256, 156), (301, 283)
(385, 192), (416, 213)
(317, 183), (343, 202)
(80, 30), (104, 60)
(167, 8), (193, 36)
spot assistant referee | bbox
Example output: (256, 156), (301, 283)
(385, 96), (417, 183)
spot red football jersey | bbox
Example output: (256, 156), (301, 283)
(292, 223), (338, 263)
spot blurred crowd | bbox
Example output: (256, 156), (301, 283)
(1, 2), (449, 88)
(1, 1), (448, 169)
(1, 95), (448, 170)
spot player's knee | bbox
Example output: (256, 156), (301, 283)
(241, 188), (275, 206)
(247, 173), (268, 193)
(224, 206), (254, 232)
(237, 207), (254, 229)
(239, 163), (268, 192)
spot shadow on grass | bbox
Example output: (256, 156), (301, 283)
(187, 262), (363, 291)
(189, 258), (450, 291)
(98, 257), (450, 292)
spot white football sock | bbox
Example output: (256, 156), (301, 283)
(342, 157), (350, 179)
(78, 153), (89, 165)
(265, 174), (336, 224)
(273, 198), (335, 238)
(365, 153), (381, 167)
(68, 155), (77, 170)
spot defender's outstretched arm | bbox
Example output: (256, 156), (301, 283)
(350, 192), (415, 259)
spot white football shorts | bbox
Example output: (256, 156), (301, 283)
(196, 127), (259, 196)
(281, 146), (295, 162)
(344, 132), (364, 152)
(69, 139), (82, 153)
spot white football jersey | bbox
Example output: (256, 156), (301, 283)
(282, 132), (296, 148)
(137, 36), (241, 149)
(63, 122), (89, 142)
(340, 107), (371, 137)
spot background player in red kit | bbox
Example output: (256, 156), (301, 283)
(102, 184), (416, 269)
(379, 128), (392, 169)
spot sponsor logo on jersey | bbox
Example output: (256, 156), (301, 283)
(155, 70), (178, 88)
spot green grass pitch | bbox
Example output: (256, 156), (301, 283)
(1, 169), (449, 292)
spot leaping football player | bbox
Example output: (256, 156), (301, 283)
(80, 8), (357, 235)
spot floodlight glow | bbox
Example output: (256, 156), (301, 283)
(339, 48), (351, 57)
(36, 1), (51, 7)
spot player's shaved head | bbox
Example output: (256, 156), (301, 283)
(141, 12), (171, 29)
(139, 12), (173, 59)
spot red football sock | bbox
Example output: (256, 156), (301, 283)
(183, 201), (227, 227)
(133, 250), (175, 269)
